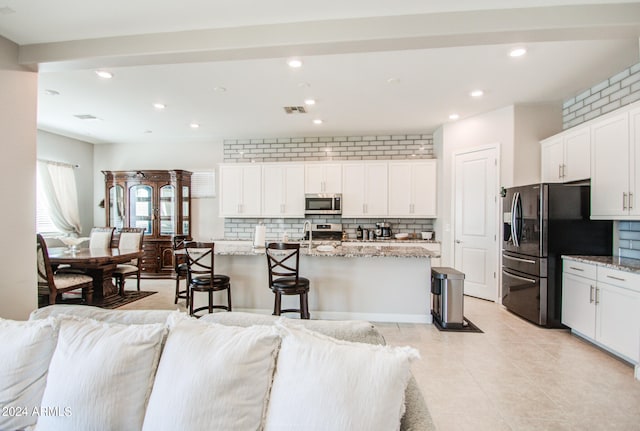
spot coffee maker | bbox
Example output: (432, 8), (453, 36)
(376, 222), (392, 239)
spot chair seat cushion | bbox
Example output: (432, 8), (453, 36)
(191, 274), (230, 289)
(53, 273), (93, 289)
(113, 264), (138, 275)
(271, 276), (310, 292)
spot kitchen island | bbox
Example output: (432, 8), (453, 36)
(195, 241), (437, 323)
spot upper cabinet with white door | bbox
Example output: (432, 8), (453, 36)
(219, 164), (262, 217)
(540, 126), (590, 183)
(261, 164), (305, 218)
(590, 106), (638, 219)
(388, 160), (437, 218)
(305, 163), (342, 193)
(342, 162), (388, 217)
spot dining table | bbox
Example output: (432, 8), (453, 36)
(47, 247), (143, 304)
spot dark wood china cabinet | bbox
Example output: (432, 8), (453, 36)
(103, 170), (192, 276)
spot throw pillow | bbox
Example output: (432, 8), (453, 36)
(264, 322), (419, 431)
(142, 319), (281, 431)
(0, 317), (59, 431)
(36, 316), (166, 431)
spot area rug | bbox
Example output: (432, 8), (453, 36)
(59, 291), (157, 309)
(432, 315), (483, 333)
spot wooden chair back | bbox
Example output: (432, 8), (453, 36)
(172, 234), (188, 272)
(89, 226), (115, 249)
(36, 234), (55, 293)
(265, 242), (301, 285)
(118, 227), (145, 251)
(184, 242), (215, 279)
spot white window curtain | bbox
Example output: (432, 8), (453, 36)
(37, 160), (82, 235)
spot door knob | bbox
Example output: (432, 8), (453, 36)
(455, 240), (462, 244)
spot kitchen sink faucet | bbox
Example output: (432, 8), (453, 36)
(303, 220), (312, 252)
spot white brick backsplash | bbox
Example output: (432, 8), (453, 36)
(562, 61), (640, 130)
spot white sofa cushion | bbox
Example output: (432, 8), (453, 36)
(264, 321), (419, 431)
(142, 317), (281, 431)
(36, 316), (166, 431)
(30, 304), (173, 325)
(0, 317), (59, 431)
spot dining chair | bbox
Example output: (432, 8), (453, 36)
(172, 235), (189, 306)
(184, 241), (231, 317)
(265, 242), (310, 319)
(37, 234), (94, 305)
(89, 226), (116, 249)
(112, 227), (145, 295)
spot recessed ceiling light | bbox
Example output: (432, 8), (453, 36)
(287, 59), (302, 68)
(95, 70), (113, 79)
(189, 123), (200, 129)
(387, 77), (400, 84)
(470, 90), (484, 98)
(509, 47), (527, 58)
(313, 119), (323, 125)
(213, 86), (227, 93)
(304, 99), (316, 106)
(44, 89), (60, 96)
(449, 113), (460, 120)
(153, 103), (166, 110)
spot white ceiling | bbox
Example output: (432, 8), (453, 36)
(1, 0), (639, 145)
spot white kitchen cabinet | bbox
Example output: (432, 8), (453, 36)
(219, 164), (262, 217)
(562, 258), (640, 364)
(342, 162), (388, 217)
(261, 164), (305, 218)
(540, 127), (590, 183)
(388, 160), (437, 218)
(305, 164), (342, 193)
(562, 265), (596, 339)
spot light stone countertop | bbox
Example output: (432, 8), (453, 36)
(213, 241), (436, 258)
(563, 255), (640, 274)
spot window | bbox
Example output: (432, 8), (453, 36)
(36, 169), (61, 234)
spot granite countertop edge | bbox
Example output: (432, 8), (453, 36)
(562, 255), (640, 274)
(214, 243), (438, 258)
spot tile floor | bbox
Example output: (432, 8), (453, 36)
(122, 279), (640, 431)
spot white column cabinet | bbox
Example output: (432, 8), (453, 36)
(541, 128), (591, 183)
(261, 164), (305, 218)
(388, 160), (437, 218)
(219, 165), (262, 217)
(590, 112), (631, 219)
(562, 259), (640, 364)
(305, 164), (342, 193)
(342, 162), (388, 217)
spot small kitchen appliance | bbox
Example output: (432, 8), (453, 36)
(303, 223), (343, 241)
(304, 194), (342, 215)
(376, 222), (392, 239)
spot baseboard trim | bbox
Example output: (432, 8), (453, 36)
(232, 307), (432, 324)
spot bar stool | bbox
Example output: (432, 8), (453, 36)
(184, 241), (231, 317)
(172, 235), (189, 306)
(265, 242), (310, 319)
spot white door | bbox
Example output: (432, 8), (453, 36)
(454, 147), (498, 301)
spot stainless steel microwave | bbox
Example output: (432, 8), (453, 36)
(304, 193), (342, 215)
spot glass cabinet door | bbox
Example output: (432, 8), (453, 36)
(182, 185), (190, 234)
(159, 184), (175, 236)
(109, 185), (125, 229)
(129, 185), (153, 235)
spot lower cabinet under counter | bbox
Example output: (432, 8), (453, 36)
(193, 249), (433, 323)
(562, 257), (640, 367)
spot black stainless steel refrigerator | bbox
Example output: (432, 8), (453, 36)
(502, 183), (612, 327)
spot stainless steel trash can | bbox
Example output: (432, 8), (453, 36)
(431, 267), (465, 328)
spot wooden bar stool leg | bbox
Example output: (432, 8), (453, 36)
(302, 292), (310, 319)
(189, 289), (194, 315)
(227, 285), (232, 311)
(273, 292), (281, 316)
(208, 290), (213, 313)
(174, 277), (180, 304)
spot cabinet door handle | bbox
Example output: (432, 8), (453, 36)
(630, 192), (634, 210)
(558, 165), (562, 179)
(606, 275), (626, 282)
(623, 192), (628, 210)
(569, 266), (584, 272)
(589, 285), (595, 303)
(595, 287), (600, 305)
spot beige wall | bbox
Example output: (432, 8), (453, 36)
(0, 36), (38, 319)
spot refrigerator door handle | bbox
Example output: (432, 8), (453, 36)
(503, 254), (536, 265)
(511, 192), (520, 248)
(502, 270), (536, 284)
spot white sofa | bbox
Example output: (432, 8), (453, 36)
(0, 305), (435, 431)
